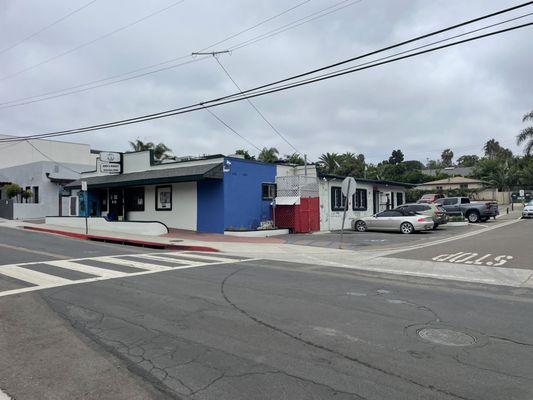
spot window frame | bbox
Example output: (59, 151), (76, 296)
(261, 183), (277, 200)
(352, 188), (368, 211)
(331, 186), (346, 211)
(155, 185), (173, 211)
(125, 187), (145, 212)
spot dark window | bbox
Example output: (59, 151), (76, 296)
(70, 197), (77, 215)
(461, 197), (470, 204)
(443, 198), (456, 206)
(460, 183), (468, 189)
(376, 210), (402, 217)
(99, 189), (108, 212)
(396, 192), (404, 206)
(32, 186), (39, 204)
(125, 187), (145, 212)
(436, 186), (443, 190)
(352, 189), (367, 211)
(331, 187), (346, 211)
(262, 183), (276, 200)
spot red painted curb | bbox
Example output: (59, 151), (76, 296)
(22, 226), (219, 253)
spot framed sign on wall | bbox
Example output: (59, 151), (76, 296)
(156, 185), (172, 211)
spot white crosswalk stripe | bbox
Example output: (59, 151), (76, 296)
(0, 265), (71, 286)
(96, 256), (173, 271)
(45, 260), (128, 278)
(0, 251), (255, 298)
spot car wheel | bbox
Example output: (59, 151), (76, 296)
(400, 222), (414, 234)
(355, 220), (367, 232)
(466, 211), (480, 223)
(432, 223), (439, 230)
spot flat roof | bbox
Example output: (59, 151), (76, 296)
(318, 173), (415, 188)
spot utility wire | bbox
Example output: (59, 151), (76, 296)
(0, 0), (98, 56)
(0, 18), (531, 143)
(214, 56), (299, 153)
(0, 0), (186, 82)
(25, 140), (86, 174)
(196, 0), (313, 53)
(0, 0), (333, 109)
(202, 106), (262, 151)
(229, 0), (362, 51)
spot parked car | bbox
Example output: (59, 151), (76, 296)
(435, 197), (498, 223)
(523, 200), (533, 219)
(417, 193), (445, 204)
(352, 209), (434, 234)
(395, 203), (448, 229)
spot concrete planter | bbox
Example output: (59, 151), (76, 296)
(224, 229), (289, 237)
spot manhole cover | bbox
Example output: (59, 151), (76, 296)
(418, 328), (476, 346)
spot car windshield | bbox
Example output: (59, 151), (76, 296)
(528, 200), (533, 206)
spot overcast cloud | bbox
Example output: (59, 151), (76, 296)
(0, 0), (531, 164)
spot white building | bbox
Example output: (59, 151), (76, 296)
(0, 136), (97, 220)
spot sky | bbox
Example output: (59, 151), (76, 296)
(0, 0), (531, 164)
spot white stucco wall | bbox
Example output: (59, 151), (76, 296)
(0, 137), (95, 169)
(127, 182), (197, 230)
(319, 179), (407, 231)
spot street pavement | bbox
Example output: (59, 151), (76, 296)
(0, 224), (532, 399)
(390, 218), (532, 270)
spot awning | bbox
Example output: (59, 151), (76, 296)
(275, 196), (301, 205)
(66, 162), (223, 189)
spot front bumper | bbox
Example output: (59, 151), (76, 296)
(523, 210), (533, 218)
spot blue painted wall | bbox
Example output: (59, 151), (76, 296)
(223, 157), (276, 231)
(197, 179), (225, 233)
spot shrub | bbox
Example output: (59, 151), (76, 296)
(4, 183), (21, 199)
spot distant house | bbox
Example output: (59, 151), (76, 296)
(422, 166), (474, 177)
(416, 176), (486, 191)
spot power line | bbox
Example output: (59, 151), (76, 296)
(25, 140), (85, 174)
(0, 0), (98, 56)
(229, 0), (362, 52)
(0, 0), (337, 109)
(202, 106), (262, 151)
(0, 16), (531, 143)
(213, 56), (299, 153)
(196, 0), (314, 53)
(0, 0), (186, 83)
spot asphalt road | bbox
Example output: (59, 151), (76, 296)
(391, 218), (531, 269)
(1, 227), (533, 399)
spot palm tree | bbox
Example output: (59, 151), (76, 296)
(517, 110), (533, 156)
(441, 148), (454, 167)
(129, 139), (153, 151)
(284, 153), (305, 165)
(129, 139), (173, 161)
(258, 147), (279, 163)
(318, 152), (339, 174)
(153, 143), (172, 160)
(483, 139), (501, 160)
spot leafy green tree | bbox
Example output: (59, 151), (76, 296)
(318, 152), (340, 174)
(456, 155), (479, 167)
(235, 149), (255, 160)
(258, 147), (279, 163)
(388, 149), (404, 165)
(517, 110), (533, 156)
(284, 153), (305, 165)
(518, 157), (533, 187)
(426, 159), (442, 170)
(403, 160), (424, 171)
(441, 149), (454, 167)
(4, 183), (21, 199)
(336, 152), (365, 177)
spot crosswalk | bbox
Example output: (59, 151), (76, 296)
(0, 251), (252, 298)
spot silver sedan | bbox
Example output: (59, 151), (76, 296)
(352, 209), (434, 234)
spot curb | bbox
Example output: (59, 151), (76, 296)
(22, 226), (219, 253)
